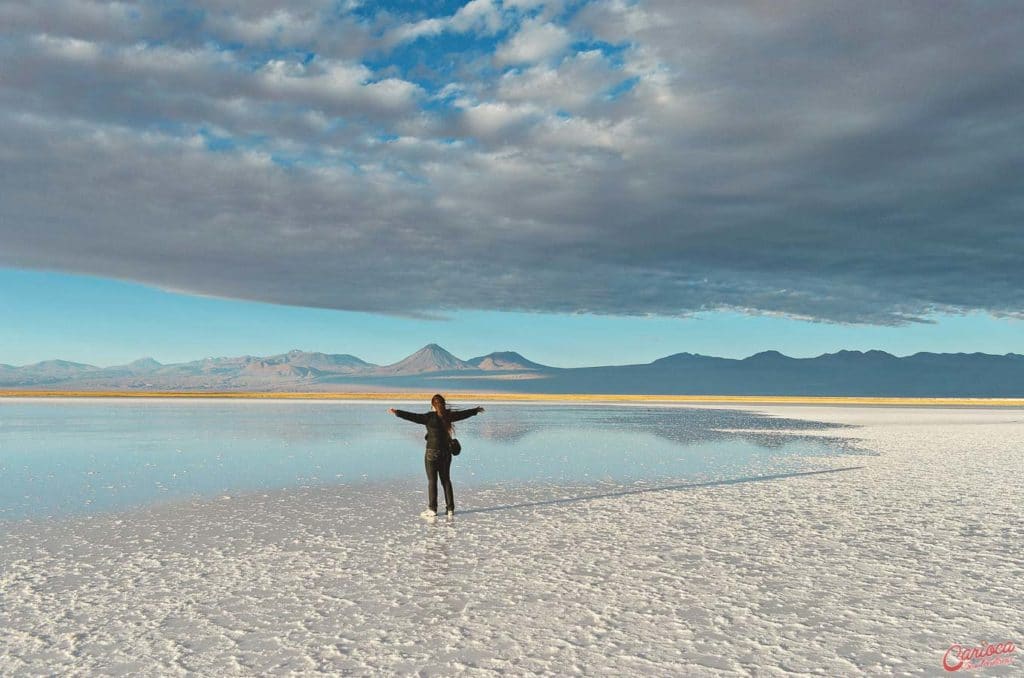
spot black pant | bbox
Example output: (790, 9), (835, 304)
(424, 447), (454, 513)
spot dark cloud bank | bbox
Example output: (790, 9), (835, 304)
(1, 1), (1022, 324)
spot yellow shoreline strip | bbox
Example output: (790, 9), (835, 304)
(1, 391), (1023, 406)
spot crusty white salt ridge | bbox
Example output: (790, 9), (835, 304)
(2, 405), (1021, 676)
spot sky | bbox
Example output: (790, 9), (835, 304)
(1, 1), (1022, 366)
(2, 268), (1021, 368)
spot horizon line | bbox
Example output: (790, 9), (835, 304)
(3, 345), (1023, 371)
(2, 391), (1024, 407)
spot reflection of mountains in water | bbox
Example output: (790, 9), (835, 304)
(73, 403), (867, 455)
(593, 407), (865, 452)
(461, 406), (868, 455)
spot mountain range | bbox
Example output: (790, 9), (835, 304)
(2, 344), (1022, 396)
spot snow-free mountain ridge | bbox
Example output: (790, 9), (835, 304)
(1, 346), (1023, 396)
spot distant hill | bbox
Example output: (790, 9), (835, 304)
(1, 346), (1022, 396)
(533, 350), (1024, 397)
(4, 359), (101, 386)
(125, 357), (163, 371)
(370, 344), (473, 375)
(262, 350), (374, 373)
(467, 351), (548, 371)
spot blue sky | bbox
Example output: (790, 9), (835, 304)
(1, 268), (1019, 367)
(1, 2), (1022, 366)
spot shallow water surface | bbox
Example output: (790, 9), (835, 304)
(0, 399), (867, 520)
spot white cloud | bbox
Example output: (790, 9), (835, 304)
(30, 33), (102, 61)
(494, 19), (572, 65)
(256, 57), (424, 116)
(574, 0), (655, 40)
(502, 0), (546, 9)
(459, 101), (541, 139)
(204, 9), (320, 45)
(117, 41), (233, 74)
(385, 17), (447, 45)
(496, 49), (619, 112)
(450, 0), (503, 34)
(384, 0), (504, 47)
(259, 58), (367, 99)
(531, 115), (634, 152)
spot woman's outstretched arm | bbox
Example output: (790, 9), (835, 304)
(449, 406), (485, 422)
(389, 409), (429, 424)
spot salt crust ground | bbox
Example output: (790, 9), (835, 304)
(1, 406), (1021, 676)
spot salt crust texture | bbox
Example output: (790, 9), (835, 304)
(1, 406), (1022, 676)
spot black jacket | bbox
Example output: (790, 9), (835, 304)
(395, 408), (482, 451)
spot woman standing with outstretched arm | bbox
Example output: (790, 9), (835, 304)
(388, 394), (484, 519)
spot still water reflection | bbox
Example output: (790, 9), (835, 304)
(0, 399), (869, 519)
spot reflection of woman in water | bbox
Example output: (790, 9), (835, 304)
(388, 394), (484, 519)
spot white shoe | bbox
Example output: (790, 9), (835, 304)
(420, 509), (437, 519)
(446, 510), (455, 520)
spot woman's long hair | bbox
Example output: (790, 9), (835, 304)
(431, 393), (453, 435)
